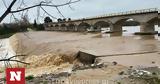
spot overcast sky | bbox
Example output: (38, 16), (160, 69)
(0, 0), (160, 23)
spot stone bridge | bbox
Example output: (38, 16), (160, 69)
(44, 8), (159, 35)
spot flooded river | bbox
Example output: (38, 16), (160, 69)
(0, 25), (159, 67)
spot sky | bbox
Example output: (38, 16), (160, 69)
(0, 0), (160, 23)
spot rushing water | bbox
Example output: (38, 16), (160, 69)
(0, 25), (159, 66)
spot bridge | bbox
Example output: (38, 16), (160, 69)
(44, 8), (159, 35)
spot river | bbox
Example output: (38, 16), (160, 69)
(0, 25), (159, 67)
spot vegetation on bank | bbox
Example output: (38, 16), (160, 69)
(0, 23), (44, 39)
(25, 75), (35, 80)
(0, 16), (45, 39)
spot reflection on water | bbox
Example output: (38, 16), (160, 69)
(122, 26), (140, 36)
(101, 25), (160, 40)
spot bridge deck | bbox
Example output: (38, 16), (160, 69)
(74, 8), (159, 21)
(50, 8), (159, 24)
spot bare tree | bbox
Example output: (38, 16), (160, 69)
(0, 55), (29, 65)
(0, 0), (80, 67)
(0, 0), (80, 23)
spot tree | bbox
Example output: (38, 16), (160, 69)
(44, 17), (52, 23)
(18, 15), (30, 31)
(57, 18), (63, 22)
(68, 18), (71, 21)
(63, 18), (66, 22)
(33, 19), (38, 28)
(0, 0), (80, 23)
(0, 0), (80, 67)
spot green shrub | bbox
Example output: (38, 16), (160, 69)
(25, 75), (34, 80)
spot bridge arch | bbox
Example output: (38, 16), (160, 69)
(50, 24), (54, 27)
(68, 24), (76, 31)
(115, 18), (140, 25)
(145, 17), (158, 33)
(93, 21), (112, 32)
(61, 24), (66, 27)
(113, 18), (140, 35)
(60, 24), (67, 31)
(53, 24), (59, 31)
(77, 22), (91, 32)
(146, 17), (158, 23)
(55, 24), (59, 27)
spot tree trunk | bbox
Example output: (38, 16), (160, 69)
(0, 0), (17, 23)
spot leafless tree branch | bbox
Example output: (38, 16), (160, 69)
(55, 7), (65, 18)
(0, 0), (80, 68)
(10, 0), (80, 13)
(0, 59), (30, 65)
(0, 0), (17, 23)
(40, 6), (57, 19)
(0, 0), (80, 23)
(0, 55), (30, 65)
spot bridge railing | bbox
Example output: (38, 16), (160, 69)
(75, 8), (159, 21)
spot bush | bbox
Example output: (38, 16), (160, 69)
(0, 15), (31, 38)
(0, 23), (29, 38)
(25, 75), (34, 80)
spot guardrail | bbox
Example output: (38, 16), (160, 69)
(74, 8), (159, 21)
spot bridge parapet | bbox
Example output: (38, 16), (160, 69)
(74, 8), (159, 21)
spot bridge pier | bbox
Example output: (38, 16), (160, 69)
(110, 24), (123, 36)
(55, 27), (60, 31)
(61, 27), (67, 31)
(75, 27), (78, 32)
(135, 22), (157, 35)
(95, 26), (102, 32)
